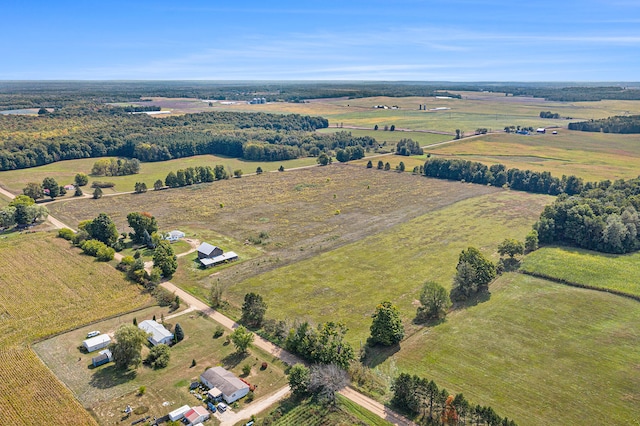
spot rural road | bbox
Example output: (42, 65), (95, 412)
(1, 166), (418, 426)
(216, 385), (291, 426)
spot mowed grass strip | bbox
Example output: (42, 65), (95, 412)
(0, 154), (318, 195)
(0, 233), (152, 347)
(0, 347), (97, 426)
(391, 273), (640, 426)
(48, 165), (502, 286)
(226, 190), (552, 345)
(521, 246), (640, 297)
(428, 131), (640, 181)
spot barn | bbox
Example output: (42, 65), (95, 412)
(184, 406), (209, 425)
(83, 334), (111, 353)
(200, 366), (250, 404)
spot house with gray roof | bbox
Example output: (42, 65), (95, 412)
(200, 366), (250, 403)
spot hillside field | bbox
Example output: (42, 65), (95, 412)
(47, 165), (502, 287)
(521, 246), (640, 297)
(386, 273), (640, 426)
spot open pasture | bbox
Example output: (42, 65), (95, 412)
(225, 189), (551, 345)
(0, 233), (152, 347)
(35, 309), (288, 424)
(0, 154), (318, 196)
(387, 273), (640, 426)
(317, 127), (453, 147)
(0, 346), (98, 426)
(521, 246), (640, 297)
(48, 165), (503, 286)
(427, 130), (640, 182)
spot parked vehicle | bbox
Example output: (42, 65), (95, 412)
(86, 331), (100, 338)
(207, 402), (217, 412)
(217, 402), (227, 412)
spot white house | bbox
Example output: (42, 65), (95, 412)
(168, 405), (191, 421)
(536, 128), (546, 134)
(184, 406), (209, 425)
(200, 366), (250, 404)
(165, 230), (185, 243)
(83, 334), (111, 353)
(138, 320), (174, 346)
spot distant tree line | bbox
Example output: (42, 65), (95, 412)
(395, 138), (423, 156)
(535, 177), (640, 254)
(422, 158), (585, 196)
(284, 321), (355, 369)
(164, 165), (228, 188)
(392, 373), (517, 425)
(539, 111), (560, 119)
(568, 115), (640, 133)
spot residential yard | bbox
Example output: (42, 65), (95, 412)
(48, 165), (502, 286)
(382, 273), (640, 426)
(34, 308), (288, 425)
(521, 246), (640, 297)
(227, 190), (552, 346)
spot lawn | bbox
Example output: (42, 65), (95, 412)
(48, 165), (503, 287)
(385, 273), (640, 426)
(0, 154), (318, 195)
(225, 190), (552, 346)
(427, 130), (640, 182)
(252, 394), (392, 426)
(0, 232), (154, 425)
(520, 246), (640, 297)
(34, 308), (288, 424)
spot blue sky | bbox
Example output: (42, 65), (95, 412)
(2, 0), (639, 81)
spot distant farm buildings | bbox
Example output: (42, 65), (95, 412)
(536, 128), (546, 134)
(250, 97), (266, 104)
(138, 320), (174, 346)
(164, 230), (185, 243)
(197, 242), (238, 268)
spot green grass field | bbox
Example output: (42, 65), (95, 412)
(34, 308), (288, 424)
(0, 154), (318, 195)
(225, 190), (551, 346)
(386, 273), (640, 426)
(317, 127), (453, 146)
(521, 246), (640, 297)
(428, 130), (640, 182)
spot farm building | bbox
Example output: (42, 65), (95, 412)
(197, 242), (238, 268)
(138, 320), (174, 346)
(168, 405), (191, 421)
(184, 406), (209, 425)
(91, 349), (113, 367)
(165, 230), (185, 243)
(83, 334), (111, 352)
(536, 128), (546, 133)
(63, 184), (75, 191)
(200, 366), (250, 404)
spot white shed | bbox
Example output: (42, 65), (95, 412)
(168, 404), (191, 421)
(83, 334), (111, 353)
(165, 230), (185, 243)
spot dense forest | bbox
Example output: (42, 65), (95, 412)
(0, 106), (337, 170)
(568, 115), (640, 133)
(536, 177), (640, 254)
(490, 85), (640, 102)
(422, 158), (585, 196)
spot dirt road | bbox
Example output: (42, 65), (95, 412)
(216, 385), (291, 426)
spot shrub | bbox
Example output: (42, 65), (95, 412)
(91, 181), (115, 188)
(153, 287), (175, 306)
(58, 228), (75, 241)
(145, 344), (170, 369)
(213, 326), (224, 338)
(242, 364), (251, 376)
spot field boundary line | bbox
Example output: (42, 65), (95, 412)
(519, 269), (640, 302)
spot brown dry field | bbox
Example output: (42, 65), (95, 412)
(48, 164), (500, 286)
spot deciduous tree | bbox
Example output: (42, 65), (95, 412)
(288, 364), (311, 397)
(22, 182), (44, 201)
(241, 292), (267, 328)
(230, 325), (254, 353)
(42, 177), (60, 199)
(153, 240), (177, 277)
(110, 324), (149, 369)
(416, 281), (451, 321)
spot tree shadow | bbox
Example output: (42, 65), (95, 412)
(89, 365), (137, 389)
(452, 290), (491, 310)
(412, 316), (447, 327)
(362, 343), (401, 369)
(221, 351), (249, 369)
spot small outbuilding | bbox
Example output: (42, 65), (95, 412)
(184, 406), (210, 425)
(91, 349), (113, 367)
(83, 334), (111, 353)
(165, 230), (185, 243)
(197, 242), (239, 268)
(200, 366), (250, 404)
(536, 128), (546, 134)
(197, 242), (223, 259)
(168, 404), (191, 421)
(138, 320), (174, 346)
